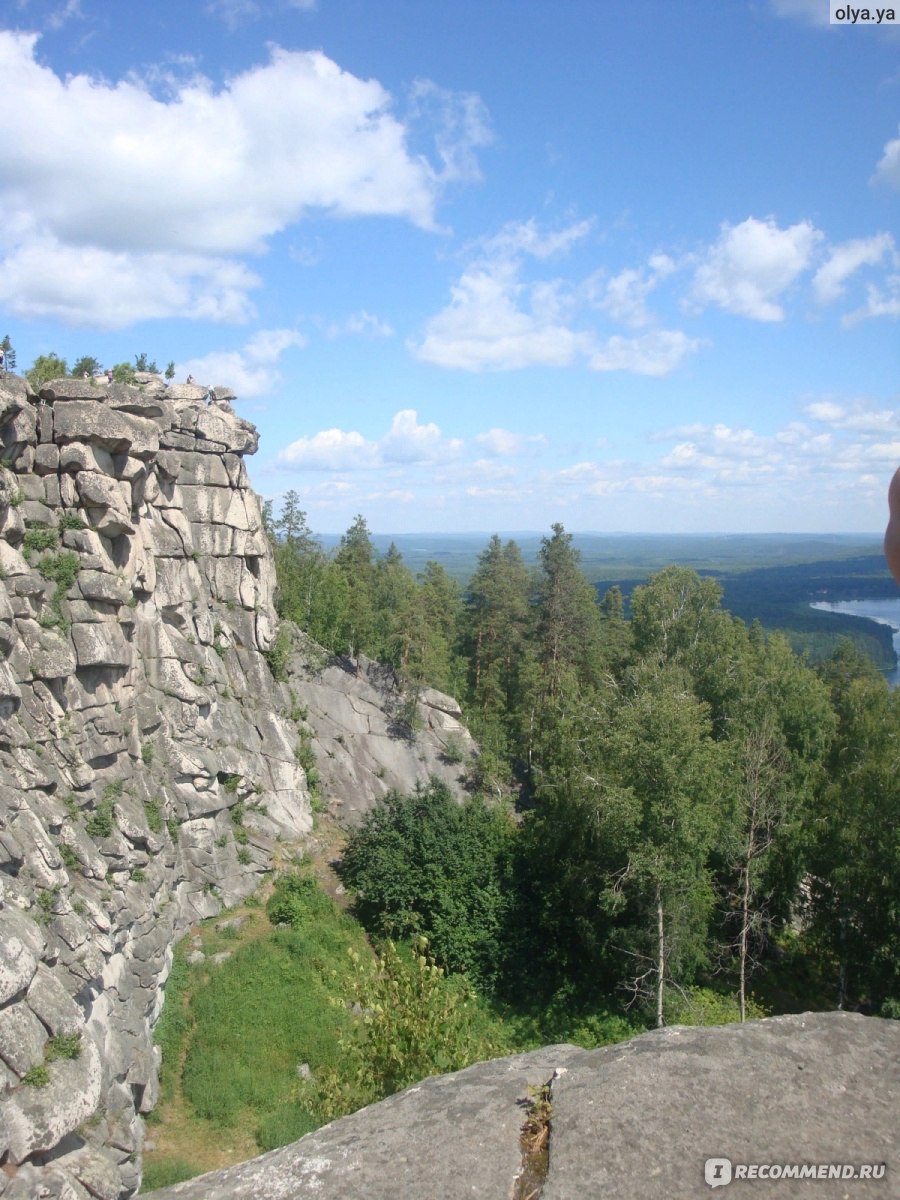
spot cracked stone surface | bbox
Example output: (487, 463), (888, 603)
(146, 1013), (899, 1200)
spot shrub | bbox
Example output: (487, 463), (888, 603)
(58, 843), (79, 869)
(46, 1033), (82, 1061)
(264, 624), (293, 682)
(311, 938), (509, 1121)
(21, 1064), (50, 1088)
(341, 779), (516, 990)
(85, 798), (115, 839)
(58, 513), (86, 531)
(144, 799), (162, 833)
(441, 732), (467, 764)
(23, 526), (59, 556)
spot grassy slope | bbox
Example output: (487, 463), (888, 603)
(140, 863), (370, 1192)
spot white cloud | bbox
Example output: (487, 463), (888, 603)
(596, 255), (676, 328)
(177, 326), (306, 395)
(805, 399), (900, 433)
(407, 80), (492, 185)
(277, 408), (461, 470)
(843, 274), (900, 324)
(414, 220), (703, 375)
(279, 427), (377, 471)
(812, 233), (894, 304)
(412, 256), (593, 371)
(589, 329), (703, 376)
(324, 311), (394, 339)
(480, 217), (595, 261)
(689, 216), (823, 321)
(46, 0), (84, 31)
(873, 128), (900, 190)
(0, 32), (486, 326)
(475, 428), (547, 456)
(0, 232), (260, 328)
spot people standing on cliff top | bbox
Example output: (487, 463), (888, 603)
(0, 349), (5, 372)
(186, 374), (195, 385)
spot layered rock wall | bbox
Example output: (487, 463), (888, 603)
(0, 373), (311, 1197)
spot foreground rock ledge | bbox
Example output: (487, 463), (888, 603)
(148, 1012), (897, 1200)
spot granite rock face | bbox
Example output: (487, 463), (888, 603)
(146, 1012), (899, 1200)
(0, 375), (311, 1197)
(288, 637), (478, 825)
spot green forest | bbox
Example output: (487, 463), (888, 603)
(141, 497), (900, 1188)
(269, 494), (900, 1029)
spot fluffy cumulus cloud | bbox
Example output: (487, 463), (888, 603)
(595, 255), (677, 328)
(268, 394), (898, 530)
(689, 217), (823, 321)
(0, 32), (486, 326)
(177, 327), (306, 396)
(412, 256), (595, 371)
(277, 409), (462, 471)
(412, 219), (700, 375)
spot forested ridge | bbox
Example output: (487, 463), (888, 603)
(268, 493), (900, 1029)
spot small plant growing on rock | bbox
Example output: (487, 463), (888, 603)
(85, 798), (115, 838)
(46, 1033), (82, 1062)
(22, 525), (59, 559)
(58, 843), (79, 870)
(58, 513), (86, 531)
(144, 800), (162, 833)
(237, 847), (252, 866)
(441, 732), (466, 765)
(21, 1065), (50, 1088)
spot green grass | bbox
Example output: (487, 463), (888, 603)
(140, 1158), (197, 1192)
(182, 937), (359, 1130)
(171, 878), (370, 1154)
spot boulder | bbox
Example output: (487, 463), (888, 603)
(148, 1013), (898, 1200)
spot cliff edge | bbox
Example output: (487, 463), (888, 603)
(146, 1011), (898, 1200)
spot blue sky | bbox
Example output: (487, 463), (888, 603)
(1, 0), (898, 535)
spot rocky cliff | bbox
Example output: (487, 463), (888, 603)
(0, 369), (490, 1199)
(0, 372), (316, 1198)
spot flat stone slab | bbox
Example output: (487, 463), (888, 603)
(147, 1045), (579, 1199)
(147, 1014), (899, 1200)
(543, 1011), (898, 1200)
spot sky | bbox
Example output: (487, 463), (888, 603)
(0, 0), (898, 536)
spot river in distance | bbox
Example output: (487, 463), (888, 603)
(810, 598), (900, 689)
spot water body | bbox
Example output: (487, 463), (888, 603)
(811, 599), (900, 689)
